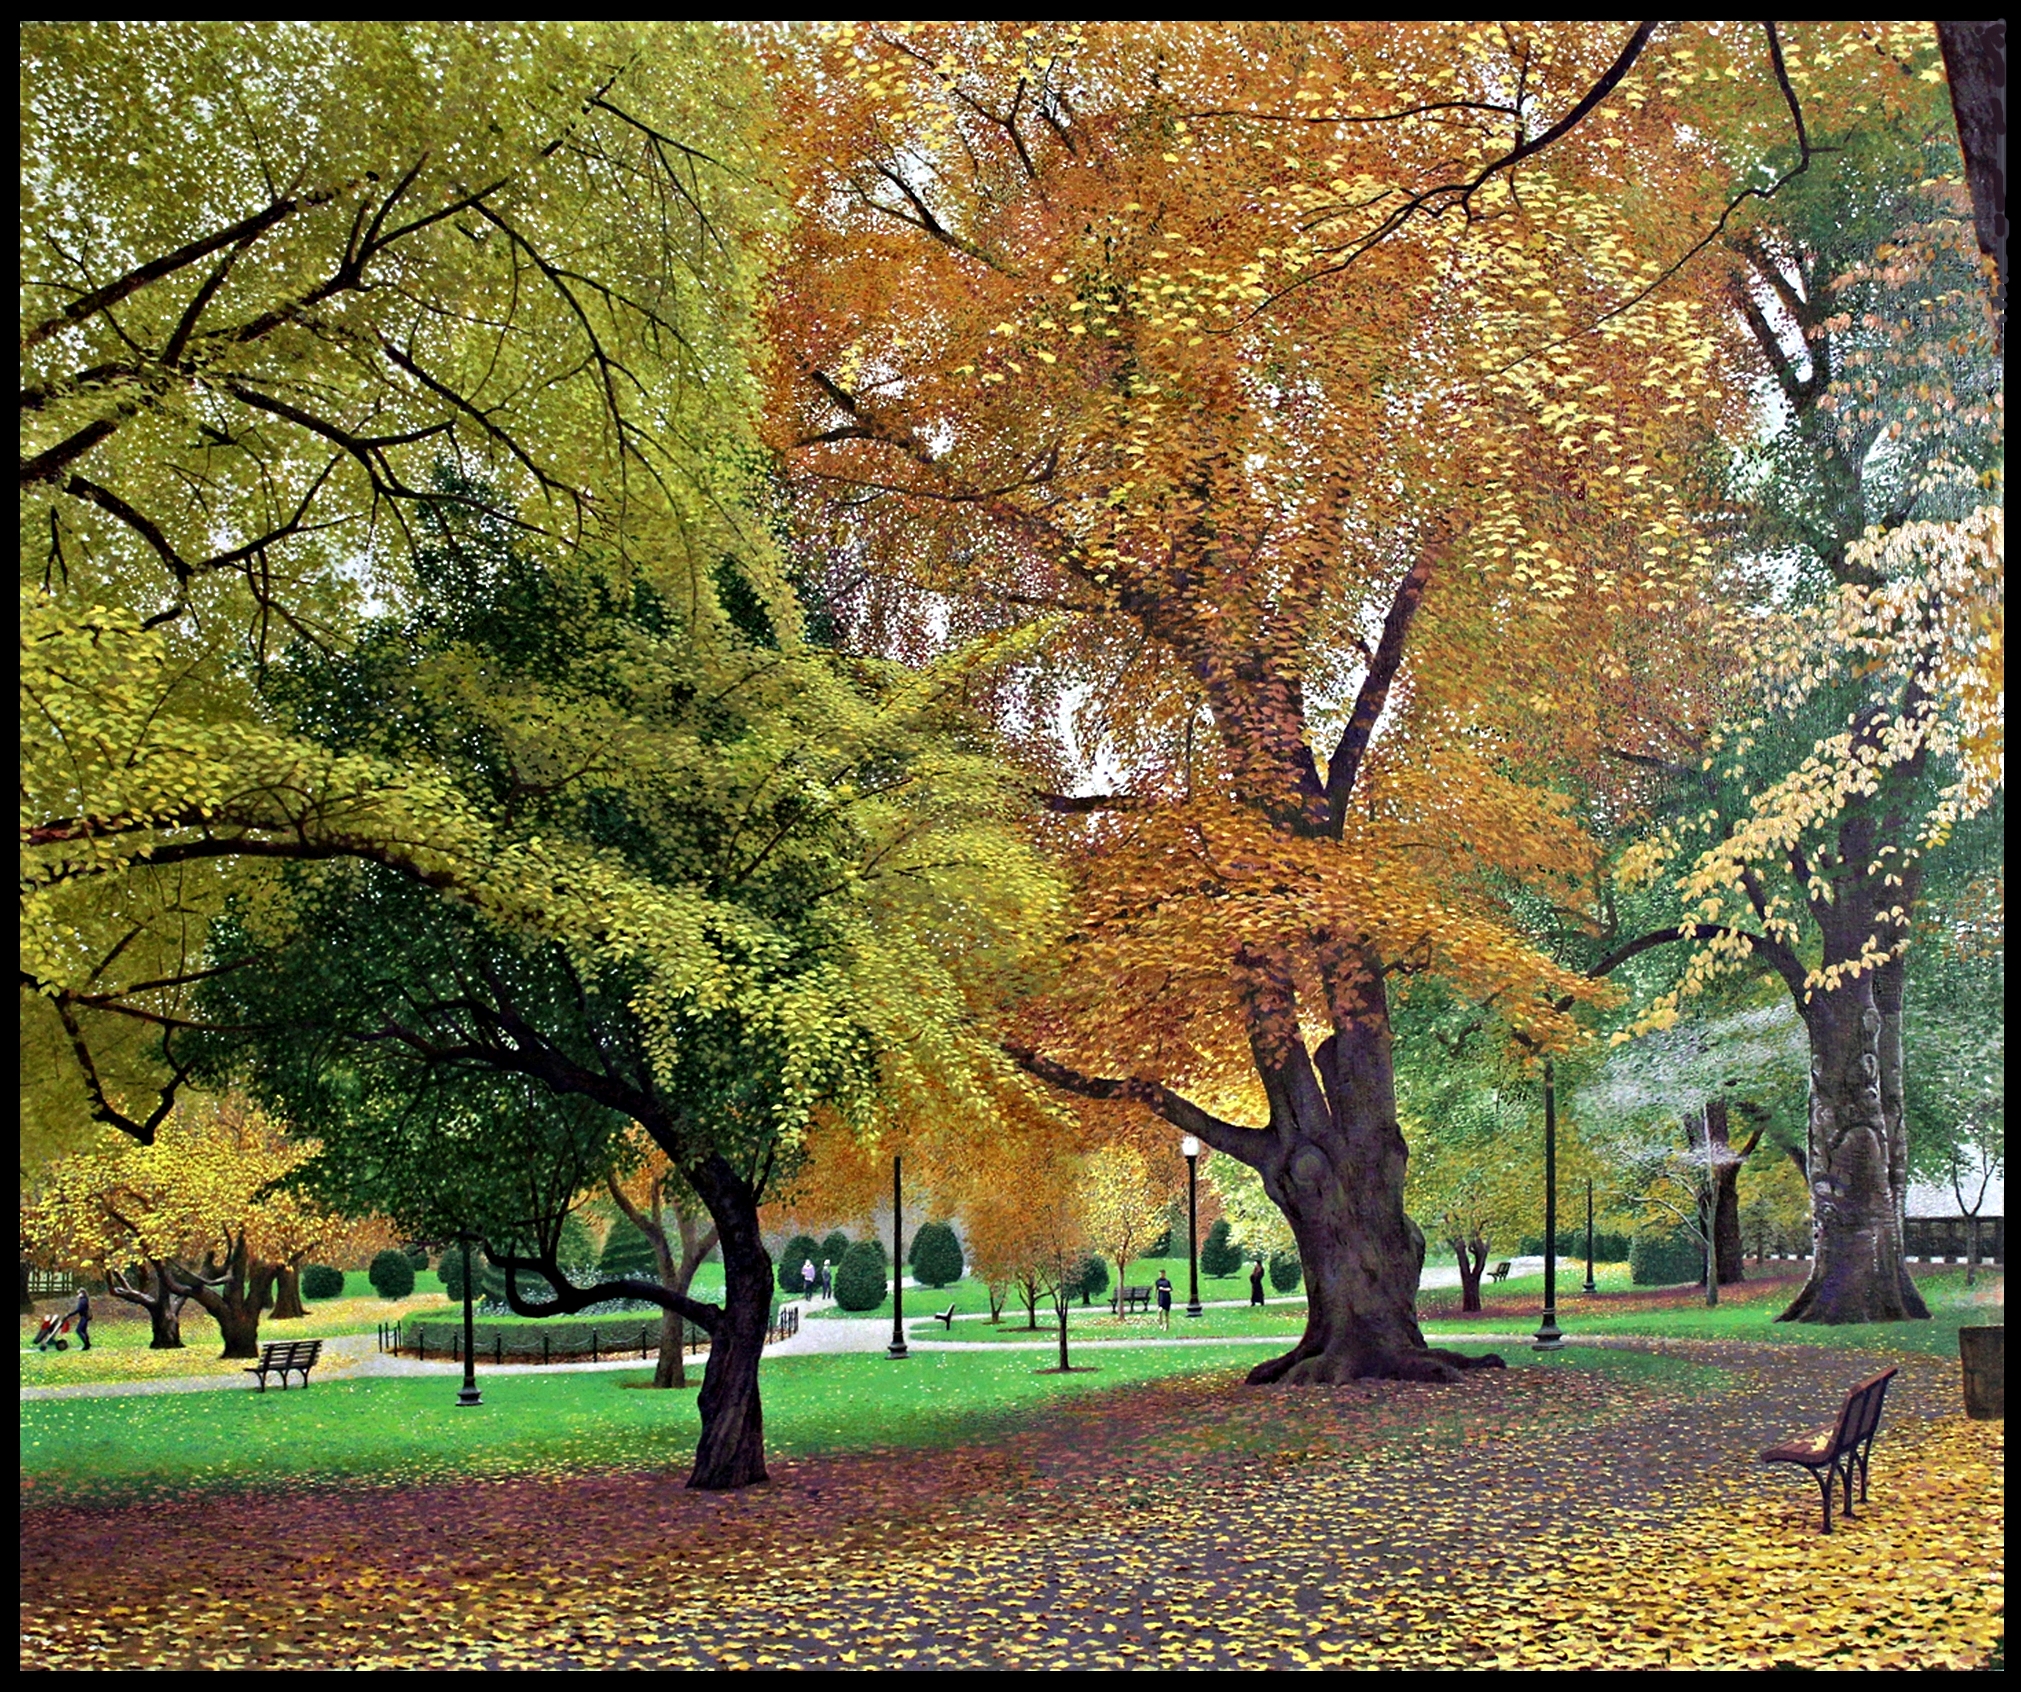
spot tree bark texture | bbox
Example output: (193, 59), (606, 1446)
(1779, 965), (1929, 1324)
(1236, 940), (1501, 1385)
(107, 1258), (189, 1349)
(683, 1152), (771, 1490)
(168, 1238), (274, 1359)
(270, 1264), (307, 1320)
(1702, 1099), (1748, 1286)
(1450, 1234), (1487, 1314)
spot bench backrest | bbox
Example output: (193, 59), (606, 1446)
(260, 1339), (323, 1363)
(1829, 1367), (1898, 1454)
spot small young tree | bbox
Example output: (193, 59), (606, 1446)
(1198, 1218), (1245, 1280)
(1030, 1175), (1094, 1373)
(1080, 1145), (1166, 1310)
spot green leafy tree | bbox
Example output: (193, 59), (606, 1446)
(367, 1251), (416, 1301)
(1198, 1218), (1244, 1280)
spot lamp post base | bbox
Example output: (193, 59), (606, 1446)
(886, 1342), (909, 1360)
(456, 1385), (483, 1407)
(1533, 1310), (1565, 1351)
(1582, 1277), (1597, 1295)
(1185, 1302), (1203, 1318)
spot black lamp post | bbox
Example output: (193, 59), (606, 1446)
(1182, 1135), (1203, 1317)
(455, 1232), (482, 1407)
(887, 1153), (909, 1360)
(1583, 1175), (1598, 1295)
(1533, 1058), (1564, 1351)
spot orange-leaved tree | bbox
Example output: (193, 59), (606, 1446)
(759, 21), (1818, 1382)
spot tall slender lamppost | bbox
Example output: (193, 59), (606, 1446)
(1533, 1059), (1564, 1351)
(1181, 1135), (1203, 1317)
(887, 1153), (909, 1360)
(455, 1231), (483, 1407)
(1583, 1175), (1598, 1295)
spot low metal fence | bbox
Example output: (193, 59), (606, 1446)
(376, 1302), (802, 1365)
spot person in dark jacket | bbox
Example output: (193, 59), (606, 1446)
(1249, 1255), (1266, 1307)
(70, 1286), (92, 1350)
(1154, 1271), (1174, 1329)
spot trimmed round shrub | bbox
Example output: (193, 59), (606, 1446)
(777, 1233), (821, 1294)
(833, 1240), (890, 1311)
(439, 1244), (502, 1306)
(1199, 1218), (1244, 1278)
(598, 1219), (660, 1282)
(820, 1229), (851, 1270)
(1630, 1229), (1705, 1286)
(911, 1221), (964, 1288)
(1072, 1253), (1110, 1306)
(367, 1249), (417, 1300)
(1268, 1250), (1303, 1294)
(300, 1264), (346, 1300)
(404, 1242), (432, 1271)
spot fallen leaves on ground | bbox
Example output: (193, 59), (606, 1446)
(19, 1342), (2000, 1669)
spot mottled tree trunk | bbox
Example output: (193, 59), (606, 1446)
(19, 1258), (33, 1316)
(1779, 971), (1928, 1324)
(1450, 1234), (1487, 1314)
(1241, 940), (1501, 1385)
(269, 1263), (307, 1320)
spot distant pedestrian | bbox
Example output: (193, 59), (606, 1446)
(70, 1286), (92, 1351)
(1155, 1271), (1173, 1329)
(801, 1256), (817, 1300)
(819, 1259), (833, 1299)
(1249, 1256), (1266, 1307)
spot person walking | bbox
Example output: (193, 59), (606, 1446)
(1154, 1270), (1174, 1329)
(800, 1256), (818, 1301)
(1249, 1254), (1266, 1308)
(819, 1258), (833, 1300)
(70, 1285), (92, 1351)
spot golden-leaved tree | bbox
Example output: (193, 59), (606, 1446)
(756, 21), (1905, 1382)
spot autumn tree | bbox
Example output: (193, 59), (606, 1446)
(1605, 129), (2002, 1322)
(757, 21), (1884, 1382)
(1078, 1145), (1167, 1306)
(604, 1131), (722, 1390)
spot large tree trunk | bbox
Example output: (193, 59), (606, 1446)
(269, 1263), (307, 1320)
(107, 1259), (189, 1349)
(1450, 1234), (1487, 1314)
(1702, 1099), (1748, 1285)
(684, 1152), (771, 1490)
(19, 1258), (33, 1316)
(169, 1238), (274, 1359)
(1779, 968), (1929, 1324)
(1239, 940), (1502, 1385)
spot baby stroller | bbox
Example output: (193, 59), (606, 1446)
(32, 1309), (78, 1351)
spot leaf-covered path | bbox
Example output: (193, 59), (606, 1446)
(19, 1340), (2000, 1669)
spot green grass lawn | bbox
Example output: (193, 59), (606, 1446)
(19, 1339), (1713, 1509)
(1420, 1266), (2000, 1358)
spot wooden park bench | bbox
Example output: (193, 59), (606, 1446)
(1115, 1285), (1152, 1316)
(930, 1303), (958, 1330)
(246, 1338), (323, 1392)
(1760, 1366), (1898, 1533)
(1488, 1262), (1512, 1284)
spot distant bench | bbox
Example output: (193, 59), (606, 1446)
(930, 1303), (958, 1330)
(1761, 1366), (1897, 1533)
(1114, 1285), (1152, 1316)
(246, 1338), (322, 1392)
(1488, 1262), (1512, 1284)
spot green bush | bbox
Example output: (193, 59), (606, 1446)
(833, 1240), (890, 1311)
(820, 1229), (851, 1270)
(367, 1249), (416, 1300)
(1519, 1229), (1632, 1261)
(404, 1242), (432, 1271)
(300, 1264), (346, 1300)
(598, 1219), (661, 1282)
(1630, 1229), (1705, 1286)
(911, 1221), (964, 1288)
(777, 1233), (821, 1294)
(1268, 1250), (1303, 1293)
(1199, 1218), (1244, 1278)
(1072, 1253), (1110, 1306)
(439, 1244), (505, 1306)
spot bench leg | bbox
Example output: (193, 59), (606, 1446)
(1811, 1466), (1833, 1534)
